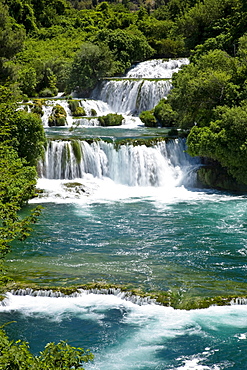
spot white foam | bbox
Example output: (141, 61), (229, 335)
(2, 294), (247, 369)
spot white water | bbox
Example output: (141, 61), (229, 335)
(91, 79), (171, 115)
(125, 58), (189, 79)
(39, 139), (199, 191)
(41, 99), (73, 127)
(1, 293), (247, 369)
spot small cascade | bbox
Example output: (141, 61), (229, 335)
(31, 58), (189, 126)
(41, 100), (73, 127)
(79, 99), (113, 116)
(92, 79), (171, 115)
(90, 58), (188, 115)
(40, 138), (200, 187)
(230, 297), (247, 305)
(6, 288), (158, 306)
(72, 117), (100, 126)
(125, 58), (189, 78)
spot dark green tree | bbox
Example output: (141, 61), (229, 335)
(187, 104), (247, 185)
(66, 42), (114, 94)
(168, 49), (238, 128)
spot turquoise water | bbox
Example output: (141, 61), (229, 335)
(1, 293), (247, 369)
(2, 177), (247, 369)
(6, 192), (247, 296)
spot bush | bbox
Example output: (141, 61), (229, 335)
(154, 99), (177, 127)
(39, 88), (56, 97)
(66, 42), (114, 94)
(98, 113), (124, 126)
(139, 110), (157, 127)
(48, 104), (67, 126)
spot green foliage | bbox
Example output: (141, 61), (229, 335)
(0, 328), (94, 369)
(187, 104), (247, 185)
(66, 42), (114, 94)
(168, 49), (238, 128)
(154, 98), (177, 126)
(96, 27), (154, 73)
(18, 67), (37, 96)
(48, 104), (67, 126)
(139, 110), (156, 127)
(39, 87), (56, 97)
(14, 110), (47, 166)
(98, 113), (124, 126)
(0, 2), (26, 84)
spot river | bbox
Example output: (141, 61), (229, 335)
(1, 59), (247, 369)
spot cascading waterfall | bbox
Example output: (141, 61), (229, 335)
(90, 58), (189, 115)
(34, 58), (189, 128)
(91, 79), (171, 115)
(4, 57), (247, 370)
(125, 58), (189, 78)
(40, 138), (200, 187)
(41, 99), (75, 127)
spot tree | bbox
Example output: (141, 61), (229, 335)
(168, 49), (238, 128)
(96, 27), (154, 73)
(66, 42), (114, 94)
(13, 110), (47, 166)
(187, 104), (247, 185)
(0, 1), (25, 84)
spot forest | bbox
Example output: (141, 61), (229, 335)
(0, 0), (247, 368)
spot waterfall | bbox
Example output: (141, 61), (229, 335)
(27, 58), (189, 127)
(40, 139), (200, 187)
(91, 79), (171, 115)
(90, 58), (189, 115)
(125, 58), (189, 78)
(7, 288), (158, 306)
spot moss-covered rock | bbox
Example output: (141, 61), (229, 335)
(98, 113), (124, 126)
(3, 280), (247, 310)
(114, 137), (167, 149)
(48, 104), (67, 127)
(68, 100), (86, 117)
(139, 110), (157, 127)
(30, 99), (45, 116)
(90, 108), (97, 116)
(197, 160), (247, 192)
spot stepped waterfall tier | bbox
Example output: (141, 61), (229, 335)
(35, 58), (189, 127)
(40, 139), (199, 187)
(2, 59), (247, 370)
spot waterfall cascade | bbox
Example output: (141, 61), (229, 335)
(6, 288), (158, 306)
(40, 138), (200, 188)
(34, 58), (189, 127)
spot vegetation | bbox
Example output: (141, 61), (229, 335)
(68, 99), (86, 116)
(98, 113), (124, 126)
(48, 104), (67, 126)
(0, 328), (94, 370)
(0, 87), (91, 366)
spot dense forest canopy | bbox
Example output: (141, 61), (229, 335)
(1, 0), (247, 366)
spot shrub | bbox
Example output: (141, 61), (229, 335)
(139, 110), (157, 127)
(48, 104), (67, 126)
(98, 113), (124, 126)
